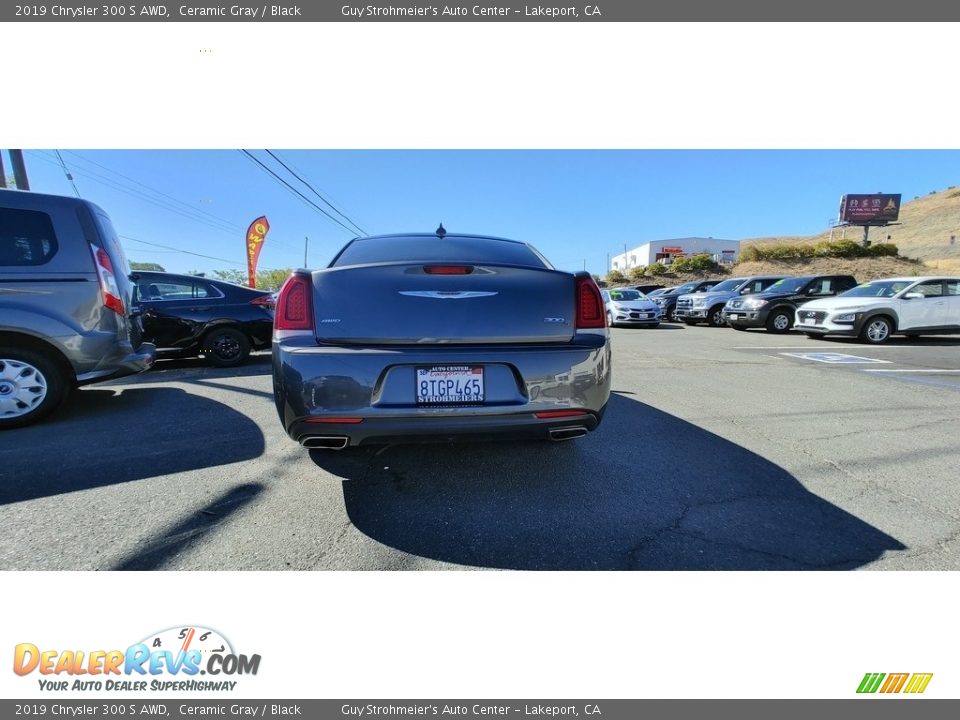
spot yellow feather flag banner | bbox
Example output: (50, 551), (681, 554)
(245, 216), (270, 288)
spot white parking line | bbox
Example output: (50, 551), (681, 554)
(861, 369), (960, 373)
(732, 345), (904, 350)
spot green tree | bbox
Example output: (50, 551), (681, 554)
(212, 268), (293, 291)
(129, 261), (166, 272)
(605, 269), (627, 284)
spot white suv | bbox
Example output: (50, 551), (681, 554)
(796, 276), (960, 344)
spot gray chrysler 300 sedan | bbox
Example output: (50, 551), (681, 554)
(272, 229), (612, 450)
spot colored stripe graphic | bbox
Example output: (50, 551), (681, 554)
(857, 673), (885, 693)
(880, 673), (909, 693)
(857, 672), (932, 694)
(904, 674), (933, 694)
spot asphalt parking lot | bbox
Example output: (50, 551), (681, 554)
(1, 325), (958, 570)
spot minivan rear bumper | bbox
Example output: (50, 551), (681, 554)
(76, 342), (157, 385)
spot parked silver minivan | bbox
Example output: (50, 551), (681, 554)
(0, 188), (156, 428)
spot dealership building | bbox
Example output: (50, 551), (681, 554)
(610, 237), (741, 272)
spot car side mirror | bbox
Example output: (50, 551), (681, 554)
(903, 292), (924, 300)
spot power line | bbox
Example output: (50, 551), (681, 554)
(54, 150), (81, 198)
(239, 150), (360, 237)
(30, 151), (305, 261)
(264, 149), (368, 236)
(63, 150), (245, 232)
(120, 235), (247, 266)
(29, 151), (241, 236)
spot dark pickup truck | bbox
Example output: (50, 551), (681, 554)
(721, 274), (858, 333)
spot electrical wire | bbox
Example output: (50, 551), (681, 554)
(264, 149), (368, 236)
(54, 150), (82, 198)
(239, 150), (360, 237)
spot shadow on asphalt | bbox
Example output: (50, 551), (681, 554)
(309, 393), (905, 570)
(107, 352), (273, 385)
(113, 483), (264, 570)
(0, 387), (265, 505)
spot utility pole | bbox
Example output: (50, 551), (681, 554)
(10, 150), (30, 191)
(304, 236), (309, 268)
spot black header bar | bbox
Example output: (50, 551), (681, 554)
(5, 0), (960, 22)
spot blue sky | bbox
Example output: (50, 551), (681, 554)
(18, 149), (960, 277)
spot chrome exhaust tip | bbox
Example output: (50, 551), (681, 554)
(300, 435), (350, 450)
(548, 426), (588, 442)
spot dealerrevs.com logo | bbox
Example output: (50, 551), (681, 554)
(13, 626), (261, 692)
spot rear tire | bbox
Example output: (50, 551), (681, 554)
(203, 327), (250, 367)
(0, 348), (71, 429)
(766, 309), (794, 333)
(859, 316), (893, 345)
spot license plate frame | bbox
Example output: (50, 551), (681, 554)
(728, 314), (739, 321)
(416, 365), (485, 405)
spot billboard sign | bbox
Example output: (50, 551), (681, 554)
(840, 194), (901, 224)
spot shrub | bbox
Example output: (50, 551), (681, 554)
(671, 253), (715, 272)
(628, 265), (647, 280)
(645, 262), (666, 276)
(605, 269), (627, 284)
(867, 243), (899, 257)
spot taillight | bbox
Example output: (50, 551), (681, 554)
(274, 273), (314, 331)
(575, 275), (606, 329)
(423, 265), (474, 275)
(89, 243), (125, 315)
(250, 295), (274, 308)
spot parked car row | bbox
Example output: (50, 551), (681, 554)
(623, 272), (960, 344)
(1, 188), (275, 429)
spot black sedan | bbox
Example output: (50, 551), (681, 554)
(131, 271), (274, 366)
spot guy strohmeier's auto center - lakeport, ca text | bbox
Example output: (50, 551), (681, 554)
(340, 5), (599, 18)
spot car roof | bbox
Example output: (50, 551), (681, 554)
(860, 276), (960, 283)
(353, 232), (527, 246)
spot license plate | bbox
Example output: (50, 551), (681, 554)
(416, 365), (484, 404)
(803, 317), (814, 325)
(728, 314), (738, 320)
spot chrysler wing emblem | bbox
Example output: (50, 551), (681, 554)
(399, 291), (499, 299)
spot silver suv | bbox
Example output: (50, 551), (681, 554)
(0, 189), (156, 428)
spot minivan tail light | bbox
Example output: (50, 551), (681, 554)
(275, 273), (314, 331)
(89, 243), (125, 315)
(576, 275), (606, 329)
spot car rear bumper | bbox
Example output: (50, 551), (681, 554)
(273, 338), (612, 447)
(76, 342), (157, 385)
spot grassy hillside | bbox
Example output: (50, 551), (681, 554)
(742, 186), (960, 270)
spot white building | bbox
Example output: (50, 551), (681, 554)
(610, 237), (740, 272)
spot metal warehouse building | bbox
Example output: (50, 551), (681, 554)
(610, 237), (740, 272)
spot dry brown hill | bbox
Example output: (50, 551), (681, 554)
(741, 187), (960, 271)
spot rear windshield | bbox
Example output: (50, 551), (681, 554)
(330, 235), (552, 269)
